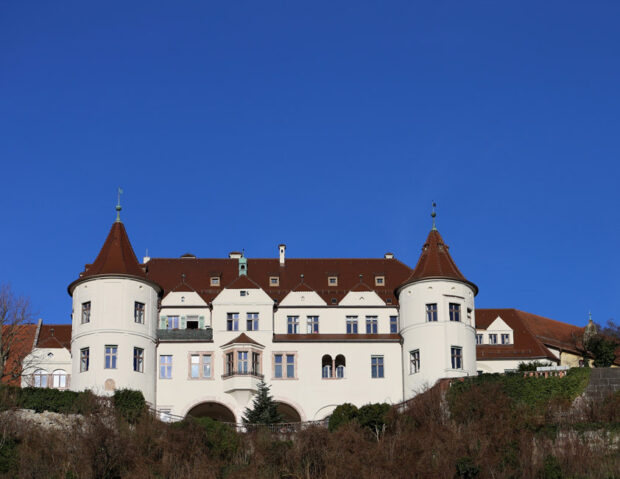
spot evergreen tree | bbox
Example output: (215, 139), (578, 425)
(242, 380), (283, 424)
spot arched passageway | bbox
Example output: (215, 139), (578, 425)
(186, 402), (236, 422)
(276, 402), (302, 422)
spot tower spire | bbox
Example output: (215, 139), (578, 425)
(116, 187), (123, 223)
(431, 202), (437, 231)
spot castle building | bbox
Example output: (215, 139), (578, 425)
(17, 205), (606, 423)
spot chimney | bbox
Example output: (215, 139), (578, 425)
(279, 244), (286, 266)
(143, 249), (150, 264)
(229, 252), (242, 259)
(384, 252), (394, 259)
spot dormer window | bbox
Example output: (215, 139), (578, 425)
(269, 276), (280, 287)
(328, 276), (338, 286)
(210, 276), (220, 287)
(375, 276), (385, 286)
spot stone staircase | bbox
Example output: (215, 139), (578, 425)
(584, 368), (620, 400)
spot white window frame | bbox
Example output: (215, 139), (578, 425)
(227, 312), (239, 331)
(160, 355), (172, 379)
(371, 355), (384, 378)
(104, 345), (118, 369)
(133, 347), (144, 373)
(188, 352), (213, 379)
(409, 349), (420, 374)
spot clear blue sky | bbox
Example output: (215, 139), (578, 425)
(1, 1), (618, 327)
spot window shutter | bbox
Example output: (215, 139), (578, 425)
(199, 316), (205, 329)
(159, 316), (167, 329)
(181, 316), (186, 329)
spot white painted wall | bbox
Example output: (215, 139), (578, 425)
(70, 276), (159, 404)
(398, 278), (477, 400)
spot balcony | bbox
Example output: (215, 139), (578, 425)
(157, 328), (213, 342)
(222, 370), (263, 393)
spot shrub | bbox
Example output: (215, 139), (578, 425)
(517, 360), (553, 371)
(357, 403), (391, 437)
(113, 389), (146, 423)
(455, 456), (480, 478)
(190, 417), (241, 462)
(0, 438), (19, 475)
(328, 403), (358, 432)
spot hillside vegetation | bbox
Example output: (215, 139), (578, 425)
(0, 369), (618, 478)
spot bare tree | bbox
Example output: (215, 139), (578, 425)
(0, 283), (35, 384)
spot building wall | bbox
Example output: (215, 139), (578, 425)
(399, 278), (477, 399)
(70, 276), (159, 404)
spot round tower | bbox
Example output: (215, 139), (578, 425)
(68, 203), (161, 405)
(396, 209), (478, 400)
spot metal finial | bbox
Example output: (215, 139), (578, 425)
(588, 311), (593, 322)
(300, 273), (304, 281)
(431, 202), (437, 231)
(115, 187), (123, 222)
(181, 273), (186, 282)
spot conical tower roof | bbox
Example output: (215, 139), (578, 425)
(69, 219), (160, 294)
(397, 228), (478, 295)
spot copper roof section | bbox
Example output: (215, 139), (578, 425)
(82, 222), (146, 279)
(398, 229), (477, 294)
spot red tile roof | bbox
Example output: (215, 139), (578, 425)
(1, 323), (38, 386)
(71, 222), (150, 287)
(146, 258), (413, 305)
(222, 333), (263, 347)
(475, 309), (557, 361)
(36, 325), (72, 350)
(224, 274), (263, 290)
(398, 229), (477, 294)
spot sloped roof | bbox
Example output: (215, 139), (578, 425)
(36, 325), (71, 349)
(76, 222), (147, 279)
(398, 229), (477, 294)
(146, 257), (412, 305)
(516, 310), (586, 352)
(221, 333), (263, 347)
(224, 274), (263, 290)
(0, 323), (38, 386)
(475, 309), (557, 361)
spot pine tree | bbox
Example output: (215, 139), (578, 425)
(242, 380), (283, 425)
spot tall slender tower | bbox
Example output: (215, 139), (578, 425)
(68, 199), (161, 404)
(396, 207), (478, 399)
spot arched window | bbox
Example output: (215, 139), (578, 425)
(321, 355), (333, 378)
(33, 369), (48, 388)
(335, 355), (346, 378)
(52, 369), (67, 389)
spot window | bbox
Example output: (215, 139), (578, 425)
(133, 347), (144, 372)
(33, 369), (48, 388)
(134, 302), (145, 324)
(227, 313), (239, 331)
(346, 316), (358, 334)
(451, 347), (462, 369)
(81, 301), (91, 324)
(335, 354), (346, 378)
(371, 355), (384, 378)
(104, 345), (118, 369)
(210, 276), (220, 287)
(287, 316), (299, 334)
(252, 352), (260, 375)
(328, 276), (338, 286)
(467, 308), (472, 322)
(160, 355), (172, 379)
(307, 316), (319, 334)
(167, 316), (179, 329)
(238, 351), (248, 373)
(410, 350), (420, 374)
(186, 315), (199, 329)
(321, 354), (333, 378)
(247, 313), (259, 331)
(501, 333), (510, 345)
(476, 334), (483, 345)
(274, 353), (296, 379)
(390, 316), (398, 333)
(226, 352), (234, 375)
(489, 334), (498, 345)
(270, 276), (279, 287)
(375, 276), (385, 286)
(240, 290), (247, 297)
(52, 369), (67, 388)
(449, 303), (461, 322)
(80, 348), (89, 372)
(365, 316), (378, 334)
(426, 303), (437, 322)
(321, 354), (346, 379)
(189, 353), (212, 379)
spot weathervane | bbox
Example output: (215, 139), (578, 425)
(116, 187), (123, 222)
(431, 202), (437, 231)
